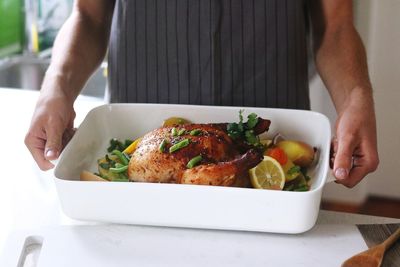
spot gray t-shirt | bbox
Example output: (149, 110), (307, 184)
(108, 0), (310, 109)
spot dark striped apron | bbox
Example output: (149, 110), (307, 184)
(108, 0), (310, 109)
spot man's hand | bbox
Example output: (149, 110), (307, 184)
(25, 91), (76, 170)
(24, 0), (114, 170)
(331, 87), (379, 187)
(310, 0), (379, 186)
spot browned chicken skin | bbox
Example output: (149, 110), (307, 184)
(128, 119), (270, 187)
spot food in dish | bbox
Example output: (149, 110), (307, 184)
(128, 118), (269, 186)
(80, 111), (315, 191)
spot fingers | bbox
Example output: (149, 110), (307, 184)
(331, 138), (379, 188)
(25, 127), (76, 171)
(335, 157), (378, 188)
(332, 136), (357, 181)
(44, 121), (65, 161)
(25, 132), (55, 171)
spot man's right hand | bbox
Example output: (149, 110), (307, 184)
(24, 0), (114, 170)
(25, 91), (76, 170)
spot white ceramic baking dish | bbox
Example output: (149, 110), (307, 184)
(54, 104), (332, 234)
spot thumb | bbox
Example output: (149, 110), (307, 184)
(44, 124), (65, 160)
(333, 136), (356, 181)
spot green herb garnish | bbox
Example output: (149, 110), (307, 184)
(246, 113), (259, 129)
(190, 129), (202, 136)
(178, 129), (186, 136)
(287, 165), (301, 175)
(186, 155), (203, 169)
(107, 138), (133, 152)
(169, 139), (190, 153)
(159, 139), (167, 152)
(227, 110), (261, 147)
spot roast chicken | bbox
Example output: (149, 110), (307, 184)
(128, 118), (271, 187)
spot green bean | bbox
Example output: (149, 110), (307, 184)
(178, 129), (186, 136)
(171, 127), (178, 137)
(112, 150), (129, 165)
(114, 163), (125, 168)
(159, 139), (167, 152)
(190, 129), (202, 136)
(186, 155), (202, 169)
(169, 139), (190, 153)
(109, 165), (128, 173)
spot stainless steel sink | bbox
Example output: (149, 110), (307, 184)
(0, 56), (106, 98)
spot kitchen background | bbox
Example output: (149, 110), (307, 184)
(0, 0), (399, 217)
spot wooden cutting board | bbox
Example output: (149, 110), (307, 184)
(357, 224), (400, 267)
(1, 224), (368, 267)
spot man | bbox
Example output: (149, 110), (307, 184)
(25, 0), (379, 188)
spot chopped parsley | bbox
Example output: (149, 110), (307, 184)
(227, 110), (262, 147)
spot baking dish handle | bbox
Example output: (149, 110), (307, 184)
(326, 170), (336, 183)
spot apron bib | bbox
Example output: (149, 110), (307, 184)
(108, 0), (310, 109)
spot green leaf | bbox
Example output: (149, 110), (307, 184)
(239, 109), (244, 123)
(287, 165), (301, 175)
(246, 113), (258, 129)
(227, 123), (238, 132)
(245, 130), (257, 145)
(238, 122), (244, 132)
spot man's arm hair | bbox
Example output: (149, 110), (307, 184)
(43, 0), (115, 102)
(309, 0), (373, 112)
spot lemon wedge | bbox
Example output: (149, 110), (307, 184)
(123, 138), (142, 155)
(249, 156), (285, 190)
(162, 117), (191, 127)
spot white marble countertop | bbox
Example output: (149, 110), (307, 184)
(0, 88), (399, 265)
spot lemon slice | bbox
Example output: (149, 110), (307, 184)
(249, 156), (285, 190)
(123, 138), (142, 154)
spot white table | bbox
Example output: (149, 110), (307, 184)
(0, 88), (399, 266)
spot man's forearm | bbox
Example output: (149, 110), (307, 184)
(314, 25), (373, 113)
(42, 6), (113, 103)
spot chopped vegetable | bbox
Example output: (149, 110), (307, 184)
(266, 147), (288, 165)
(244, 130), (258, 145)
(112, 150), (129, 166)
(110, 165), (129, 173)
(123, 138), (142, 154)
(186, 155), (203, 169)
(178, 129), (186, 136)
(171, 127), (178, 137)
(246, 113), (258, 129)
(287, 165), (301, 175)
(107, 138), (133, 152)
(163, 117), (191, 127)
(169, 139), (190, 153)
(159, 139), (167, 152)
(227, 110), (262, 147)
(190, 129), (202, 136)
